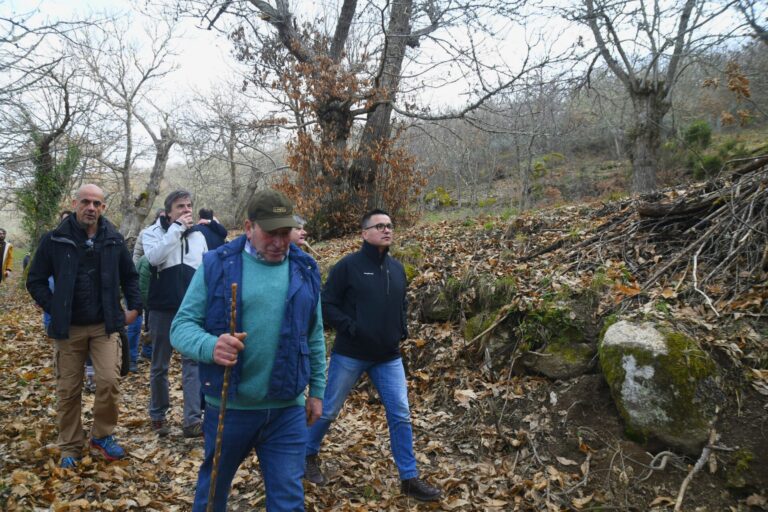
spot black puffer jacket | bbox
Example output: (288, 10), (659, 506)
(322, 241), (408, 362)
(26, 214), (142, 340)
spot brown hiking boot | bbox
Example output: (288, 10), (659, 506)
(151, 419), (170, 437)
(304, 455), (326, 485)
(401, 478), (441, 501)
(182, 422), (203, 438)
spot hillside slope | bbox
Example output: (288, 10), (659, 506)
(1, 163), (767, 510)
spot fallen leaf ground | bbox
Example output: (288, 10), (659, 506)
(2, 199), (767, 510)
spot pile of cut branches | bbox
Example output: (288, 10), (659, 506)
(545, 157), (768, 318)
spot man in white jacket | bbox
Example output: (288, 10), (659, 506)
(142, 190), (208, 438)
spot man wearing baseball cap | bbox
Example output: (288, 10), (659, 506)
(171, 189), (326, 511)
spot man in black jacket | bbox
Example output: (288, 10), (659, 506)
(196, 208), (227, 250)
(304, 209), (441, 502)
(27, 184), (142, 469)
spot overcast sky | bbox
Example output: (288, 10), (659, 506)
(4, 0), (239, 100)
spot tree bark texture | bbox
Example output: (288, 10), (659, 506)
(351, 0), (413, 209)
(629, 87), (670, 194)
(119, 127), (176, 239)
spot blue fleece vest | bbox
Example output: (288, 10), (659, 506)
(199, 235), (321, 401)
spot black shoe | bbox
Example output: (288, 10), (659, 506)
(182, 422), (203, 438)
(401, 478), (441, 502)
(152, 419), (170, 437)
(304, 455), (326, 485)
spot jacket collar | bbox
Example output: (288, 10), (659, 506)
(361, 240), (388, 263)
(53, 214), (119, 242)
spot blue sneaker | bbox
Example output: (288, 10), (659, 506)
(60, 456), (80, 469)
(90, 435), (126, 461)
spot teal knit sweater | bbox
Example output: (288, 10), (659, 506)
(171, 250), (326, 409)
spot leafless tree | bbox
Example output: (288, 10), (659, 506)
(72, 16), (178, 239)
(179, 81), (288, 224)
(0, 9), (84, 104)
(171, 0), (559, 227)
(0, 9), (90, 215)
(574, 0), (738, 193)
(738, 0), (767, 45)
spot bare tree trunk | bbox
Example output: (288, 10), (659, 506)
(22, 83), (74, 244)
(119, 126), (176, 239)
(583, 0), (698, 195)
(227, 124), (238, 200)
(119, 108), (134, 219)
(350, 0), (413, 209)
(233, 166), (262, 223)
(628, 88), (669, 194)
(519, 135), (537, 210)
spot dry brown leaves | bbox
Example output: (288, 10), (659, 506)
(2, 175), (767, 511)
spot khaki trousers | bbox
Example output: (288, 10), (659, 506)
(54, 324), (122, 458)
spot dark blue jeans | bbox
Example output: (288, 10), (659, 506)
(193, 404), (307, 512)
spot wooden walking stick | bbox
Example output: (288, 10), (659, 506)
(302, 240), (320, 258)
(206, 283), (238, 512)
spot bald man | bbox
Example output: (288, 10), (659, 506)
(27, 184), (142, 469)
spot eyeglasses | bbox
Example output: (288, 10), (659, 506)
(363, 223), (394, 232)
(79, 199), (103, 208)
(84, 238), (95, 255)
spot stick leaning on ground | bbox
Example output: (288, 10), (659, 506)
(206, 283), (238, 512)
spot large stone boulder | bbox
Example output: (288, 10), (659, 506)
(599, 320), (719, 454)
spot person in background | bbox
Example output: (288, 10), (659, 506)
(26, 184), (141, 469)
(132, 208), (164, 362)
(170, 189), (325, 511)
(304, 208), (442, 502)
(290, 215), (307, 247)
(0, 228), (13, 284)
(132, 209), (165, 265)
(142, 190), (208, 438)
(135, 254), (153, 362)
(196, 208), (227, 250)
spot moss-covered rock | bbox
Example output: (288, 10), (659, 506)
(522, 342), (596, 380)
(421, 289), (457, 322)
(726, 448), (756, 489)
(472, 275), (517, 313)
(419, 277), (466, 323)
(518, 305), (586, 350)
(390, 245), (422, 284)
(514, 301), (596, 379)
(463, 312), (496, 341)
(599, 320), (719, 454)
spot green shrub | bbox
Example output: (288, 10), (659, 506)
(684, 120), (712, 149)
(717, 138), (749, 160)
(500, 208), (518, 221)
(478, 197), (497, 207)
(424, 186), (456, 208)
(693, 154), (723, 179)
